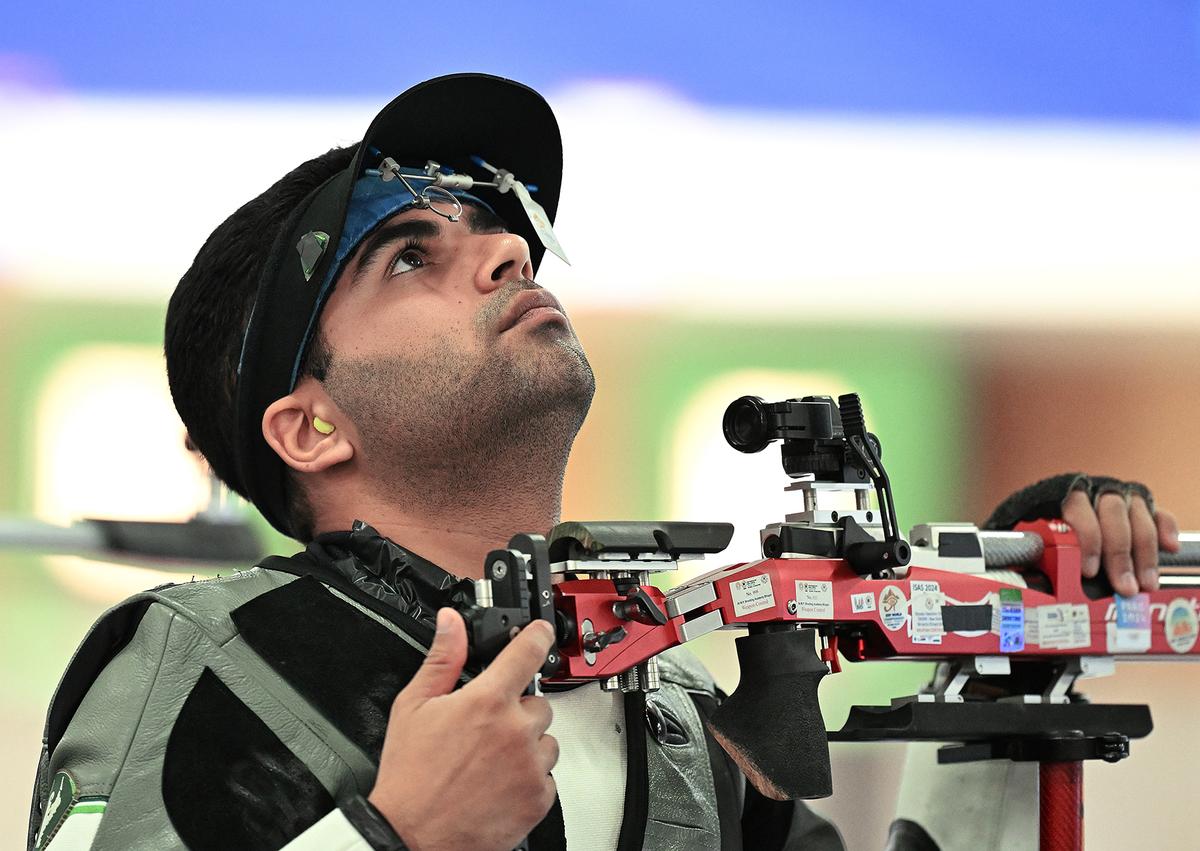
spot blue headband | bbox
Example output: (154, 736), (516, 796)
(288, 167), (490, 389)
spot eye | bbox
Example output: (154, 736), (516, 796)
(388, 243), (427, 277)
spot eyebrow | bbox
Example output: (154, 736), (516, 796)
(351, 219), (443, 284)
(348, 203), (512, 286)
(464, 203), (509, 234)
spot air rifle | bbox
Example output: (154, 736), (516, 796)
(463, 393), (1200, 850)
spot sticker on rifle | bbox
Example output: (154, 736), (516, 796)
(1107, 593), (1151, 653)
(1037, 605), (1070, 648)
(1034, 603), (1091, 650)
(795, 580), (834, 619)
(850, 591), (876, 614)
(1116, 593), (1151, 628)
(1067, 604), (1091, 649)
(879, 585), (907, 631)
(998, 587), (1025, 653)
(1165, 597), (1199, 654)
(909, 581), (944, 643)
(730, 574), (775, 617)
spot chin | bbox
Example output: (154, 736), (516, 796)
(522, 334), (596, 414)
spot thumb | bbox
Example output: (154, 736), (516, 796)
(403, 607), (468, 701)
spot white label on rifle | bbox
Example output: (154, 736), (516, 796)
(1025, 609), (1039, 646)
(795, 580), (834, 619)
(850, 591), (876, 614)
(1069, 604), (1092, 648)
(1034, 603), (1091, 650)
(1037, 605), (1071, 649)
(730, 574), (776, 617)
(1106, 622), (1151, 653)
(909, 581), (944, 641)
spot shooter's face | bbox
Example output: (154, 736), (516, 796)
(315, 203), (594, 481)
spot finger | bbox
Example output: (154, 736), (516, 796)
(1156, 509), (1181, 553)
(537, 775), (558, 818)
(1129, 496), (1159, 592)
(470, 619), (556, 697)
(520, 694), (554, 736)
(536, 734), (560, 774)
(517, 775), (558, 833)
(1062, 490), (1102, 578)
(1097, 493), (1137, 597)
(401, 608), (468, 701)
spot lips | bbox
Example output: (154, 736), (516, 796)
(498, 288), (567, 333)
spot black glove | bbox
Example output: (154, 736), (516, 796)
(983, 472), (1154, 531)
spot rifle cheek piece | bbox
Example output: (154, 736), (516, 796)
(706, 626), (832, 800)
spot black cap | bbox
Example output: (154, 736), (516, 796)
(233, 73), (563, 536)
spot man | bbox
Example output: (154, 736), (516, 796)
(28, 74), (1177, 851)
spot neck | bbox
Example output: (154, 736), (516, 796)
(311, 442), (569, 579)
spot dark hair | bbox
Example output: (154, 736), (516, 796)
(165, 144), (357, 540)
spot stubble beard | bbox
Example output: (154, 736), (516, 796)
(323, 321), (595, 507)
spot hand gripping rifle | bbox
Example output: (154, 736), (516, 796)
(464, 393), (1200, 851)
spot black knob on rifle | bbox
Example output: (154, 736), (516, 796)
(844, 539), (911, 575)
(613, 588), (669, 625)
(706, 627), (832, 800)
(583, 626), (628, 653)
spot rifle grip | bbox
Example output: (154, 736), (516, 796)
(706, 628), (832, 800)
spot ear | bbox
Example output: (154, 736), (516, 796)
(262, 391), (354, 474)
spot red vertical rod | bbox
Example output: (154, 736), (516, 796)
(1039, 761), (1083, 851)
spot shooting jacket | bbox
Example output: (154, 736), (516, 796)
(28, 523), (843, 851)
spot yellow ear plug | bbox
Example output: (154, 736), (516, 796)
(313, 416), (336, 435)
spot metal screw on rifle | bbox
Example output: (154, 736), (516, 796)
(787, 600), (798, 614)
(492, 559), (508, 579)
(541, 589), (551, 600)
(547, 653), (558, 664)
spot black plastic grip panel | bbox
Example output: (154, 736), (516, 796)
(706, 628), (832, 800)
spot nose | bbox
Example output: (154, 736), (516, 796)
(476, 231), (534, 293)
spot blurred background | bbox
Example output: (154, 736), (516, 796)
(2, 2), (1198, 848)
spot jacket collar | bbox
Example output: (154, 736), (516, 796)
(305, 520), (476, 628)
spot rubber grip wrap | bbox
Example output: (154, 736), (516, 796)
(981, 532), (1044, 567)
(706, 628), (832, 800)
(1159, 542), (1200, 567)
(981, 531), (1200, 569)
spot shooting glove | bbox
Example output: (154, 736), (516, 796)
(983, 472), (1154, 531)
